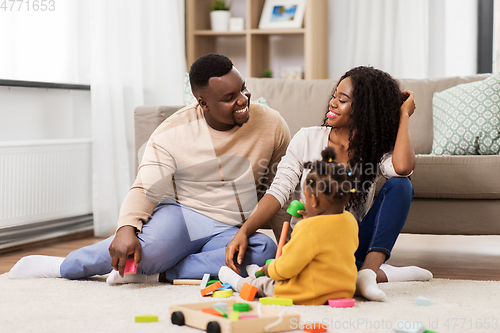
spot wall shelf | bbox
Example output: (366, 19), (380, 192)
(186, 0), (328, 79)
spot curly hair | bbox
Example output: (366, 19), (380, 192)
(322, 66), (403, 211)
(304, 147), (360, 206)
(189, 53), (233, 91)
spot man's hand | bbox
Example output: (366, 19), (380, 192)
(225, 230), (248, 274)
(109, 225), (142, 277)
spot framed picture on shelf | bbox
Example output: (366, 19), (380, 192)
(258, 0), (306, 30)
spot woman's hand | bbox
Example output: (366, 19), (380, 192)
(108, 225), (142, 277)
(401, 91), (416, 118)
(225, 230), (248, 274)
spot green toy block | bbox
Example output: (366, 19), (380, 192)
(135, 314), (158, 322)
(286, 200), (304, 217)
(259, 297), (293, 306)
(233, 302), (250, 312)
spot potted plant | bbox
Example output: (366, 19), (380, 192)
(210, 0), (231, 32)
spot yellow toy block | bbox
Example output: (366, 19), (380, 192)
(135, 314), (158, 322)
(212, 289), (233, 298)
(230, 310), (240, 321)
(259, 297), (293, 306)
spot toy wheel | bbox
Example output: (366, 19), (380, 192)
(171, 311), (185, 326)
(206, 321), (221, 333)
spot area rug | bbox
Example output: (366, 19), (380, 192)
(1, 273), (498, 333)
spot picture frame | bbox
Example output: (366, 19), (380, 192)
(258, 0), (306, 30)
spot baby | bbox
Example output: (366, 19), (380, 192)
(219, 147), (359, 305)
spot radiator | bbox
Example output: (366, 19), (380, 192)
(0, 139), (93, 248)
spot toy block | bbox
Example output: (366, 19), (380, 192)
(173, 279), (202, 285)
(212, 302), (228, 312)
(416, 296), (431, 306)
(200, 273), (210, 289)
(230, 310), (240, 321)
(328, 298), (355, 308)
(304, 322), (328, 333)
(255, 270), (265, 278)
(259, 297), (293, 306)
(286, 200), (304, 218)
(240, 315), (258, 319)
(124, 258), (137, 275)
(275, 221), (289, 259)
(201, 281), (223, 296)
(239, 282), (258, 301)
(216, 283), (232, 290)
(393, 320), (426, 333)
(266, 259), (275, 265)
(212, 289), (233, 298)
(201, 308), (226, 318)
(135, 314), (158, 322)
(423, 331), (437, 333)
(232, 303), (250, 312)
(207, 279), (220, 286)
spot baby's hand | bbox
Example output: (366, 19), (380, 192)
(261, 264), (270, 277)
(296, 200), (308, 219)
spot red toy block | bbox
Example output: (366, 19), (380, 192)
(124, 258), (137, 275)
(304, 322), (328, 332)
(200, 281), (223, 296)
(239, 282), (257, 301)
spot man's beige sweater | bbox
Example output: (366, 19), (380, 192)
(117, 103), (291, 232)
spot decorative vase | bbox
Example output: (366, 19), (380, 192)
(210, 10), (230, 31)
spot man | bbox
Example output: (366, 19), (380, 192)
(10, 54), (291, 284)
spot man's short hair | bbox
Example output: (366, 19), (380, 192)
(189, 53), (234, 91)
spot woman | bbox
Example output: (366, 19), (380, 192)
(225, 66), (432, 302)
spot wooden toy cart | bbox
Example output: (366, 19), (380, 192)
(170, 299), (300, 333)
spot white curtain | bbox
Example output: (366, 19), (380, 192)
(329, 0), (478, 80)
(90, 0), (186, 236)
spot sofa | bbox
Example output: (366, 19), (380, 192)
(134, 74), (500, 236)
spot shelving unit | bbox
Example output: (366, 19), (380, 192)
(185, 0), (328, 79)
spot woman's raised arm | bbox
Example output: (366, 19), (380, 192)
(392, 91), (416, 176)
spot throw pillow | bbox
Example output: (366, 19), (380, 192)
(432, 73), (500, 155)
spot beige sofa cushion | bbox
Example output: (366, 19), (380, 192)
(246, 78), (336, 138)
(134, 105), (182, 170)
(411, 154), (500, 199)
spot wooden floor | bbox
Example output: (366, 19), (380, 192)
(0, 235), (104, 275)
(1, 233), (500, 280)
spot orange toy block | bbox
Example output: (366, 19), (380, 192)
(201, 308), (225, 317)
(200, 281), (223, 296)
(304, 322), (328, 332)
(239, 282), (257, 301)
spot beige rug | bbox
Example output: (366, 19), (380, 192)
(1, 273), (498, 333)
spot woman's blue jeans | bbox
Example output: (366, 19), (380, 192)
(355, 177), (414, 269)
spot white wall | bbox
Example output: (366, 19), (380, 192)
(0, 86), (91, 142)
